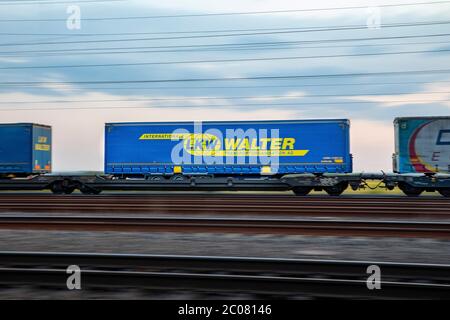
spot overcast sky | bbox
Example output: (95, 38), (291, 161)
(0, 0), (449, 172)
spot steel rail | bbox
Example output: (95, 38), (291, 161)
(1, 193), (449, 202)
(0, 195), (448, 218)
(1, 268), (449, 299)
(0, 252), (449, 299)
(0, 215), (448, 237)
(1, 251), (449, 281)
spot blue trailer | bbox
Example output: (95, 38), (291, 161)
(105, 119), (352, 177)
(0, 123), (52, 176)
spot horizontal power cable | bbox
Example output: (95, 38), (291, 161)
(1, 34), (449, 57)
(0, 99), (448, 112)
(1, 20), (449, 47)
(3, 80), (450, 90)
(0, 20), (446, 37)
(1, 48), (448, 70)
(0, 91), (449, 104)
(0, 1), (448, 21)
(0, 0), (123, 5)
(1, 69), (450, 86)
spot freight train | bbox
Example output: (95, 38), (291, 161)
(0, 117), (449, 197)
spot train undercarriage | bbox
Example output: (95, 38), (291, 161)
(0, 172), (449, 197)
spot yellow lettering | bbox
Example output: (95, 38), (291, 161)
(282, 138), (295, 150)
(250, 139), (259, 150)
(242, 138), (250, 150)
(225, 138), (239, 150)
(271, 138), (282, 150)
(260, 138), (270, 149)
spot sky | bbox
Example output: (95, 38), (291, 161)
(0, 0), (449, 172)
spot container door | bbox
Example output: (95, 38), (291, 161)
(32, 125), (52, 173)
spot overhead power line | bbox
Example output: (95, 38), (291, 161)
(1, 48), (449, 70)
(3, 80), (449, 90)
(0, 24), (394, 37)
(1, 69), (450, 86)
(1, 91), (449, 105)
(0, 99), (448, 112)
(0, 20), (446, 37)
(1, 40), (449, 58)
(1, 20), (449, 47)
(0, 0), (124, 5)
(1, 33), (449, 57)
(0, 1), (448, 21)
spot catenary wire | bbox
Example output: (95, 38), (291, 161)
(0, 1), (448, 21)
(1, 48), (449, 70)
(1, 69), (450, 86)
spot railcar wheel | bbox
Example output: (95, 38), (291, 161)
(438, 188), (450, 197)
(292, 187), (312, 196)
(50, 182), (64, 194)
(51, 179), (77, 195)
(324, 182), (348, 196)
(398, 182), (423, 197)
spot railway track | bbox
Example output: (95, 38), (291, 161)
(0, 251), (448, 299)
(0, 215), (448, 238)
(0, 194), (449, 218)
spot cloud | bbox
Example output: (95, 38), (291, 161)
(246, 91), (306, 102)
(341, 81), (450, 108)
(0, 57), (29, 63)
(351, 119), (393, 172)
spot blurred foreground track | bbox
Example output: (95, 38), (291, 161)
(0, 252), (449, 299)
(0, 215), (449, 238)
(0, 194), (449, 218)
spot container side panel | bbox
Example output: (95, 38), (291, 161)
(396, 117), (450, 173)
(105, 120), (351, 175)
(32, 125), (52, 173)
(0, 124), (32, 173)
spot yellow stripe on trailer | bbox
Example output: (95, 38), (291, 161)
(261, 166), (272, 174)
(173, 166), (182, 174)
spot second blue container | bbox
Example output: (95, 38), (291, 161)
(105, 119), (352, 175)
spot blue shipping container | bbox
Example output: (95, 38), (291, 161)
(394, 117), (450, 174)
(105, 119), (352, 175)
(0, 123), (52, 175)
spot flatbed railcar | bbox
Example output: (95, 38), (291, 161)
(0, 117), (449, 196)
